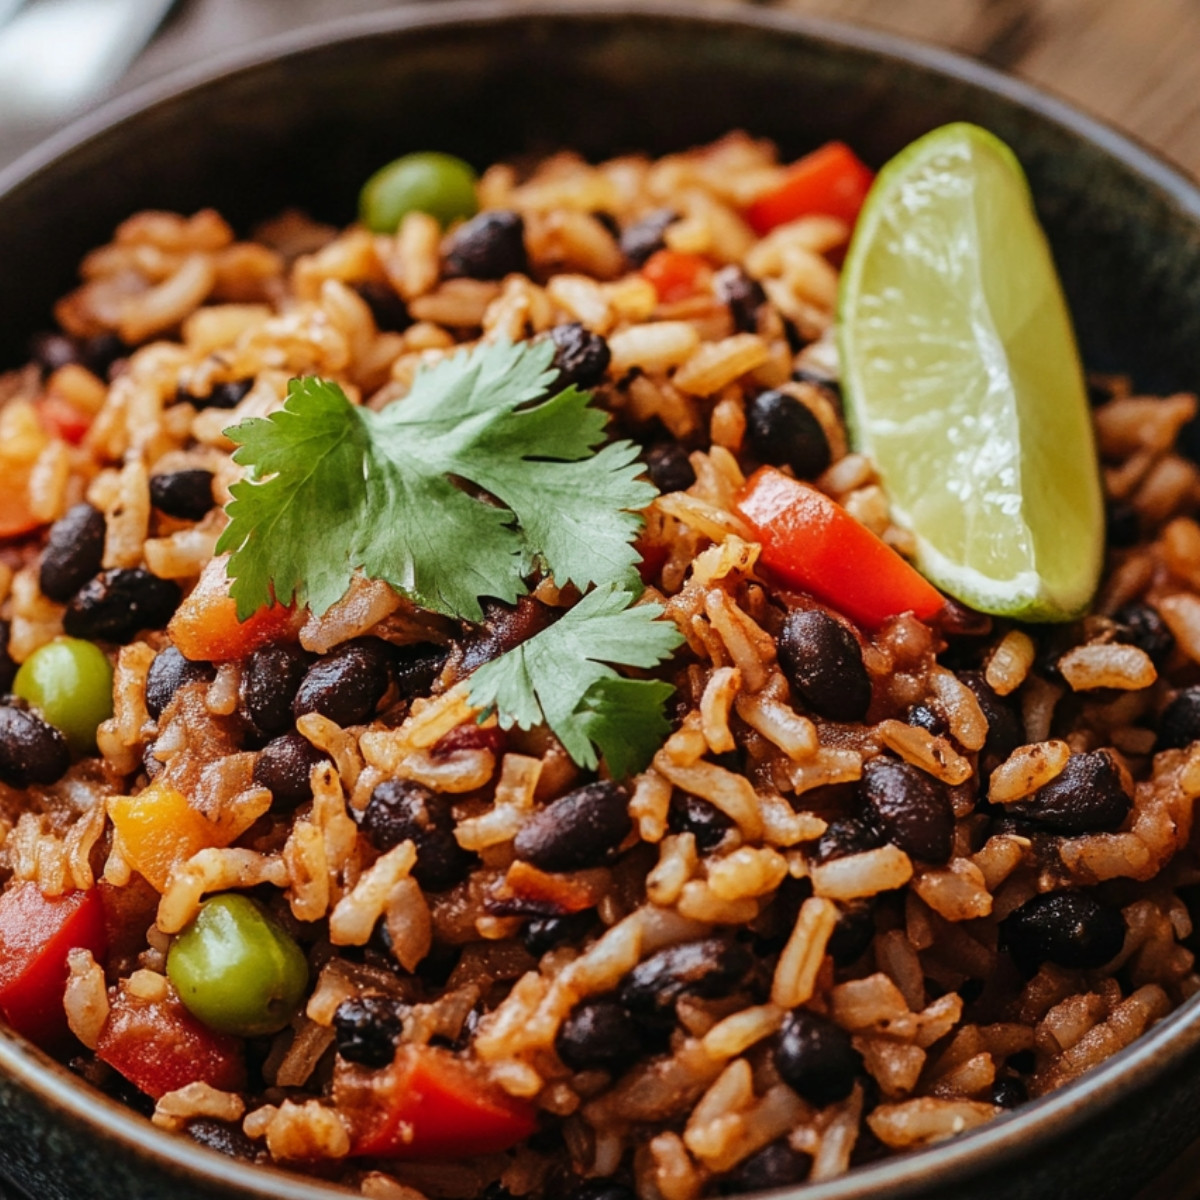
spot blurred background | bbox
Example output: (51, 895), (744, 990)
(0, 0), (1198, 178)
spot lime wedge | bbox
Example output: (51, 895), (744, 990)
(838, 122), (1103, 621)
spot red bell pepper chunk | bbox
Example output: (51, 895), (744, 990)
(635, 531), (670, 586)
(0, 883), (107, 1049)
(95, 986), (245, 1099)
(37, 394), (92, 445)
(746, 141), (875, 236)
(344, 1045), (538, 1159)
(736, 466), (944, 629)
(642, 249), (710, 303)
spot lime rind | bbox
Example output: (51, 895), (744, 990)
(838, 122), (1104, 622)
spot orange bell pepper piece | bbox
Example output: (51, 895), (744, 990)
(168, 555), (302, 663)
(109, 779), (261, 892)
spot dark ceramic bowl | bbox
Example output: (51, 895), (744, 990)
(3, 4), (1200, 1199)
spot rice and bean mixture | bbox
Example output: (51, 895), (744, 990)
(2, 132), (1200, 1198)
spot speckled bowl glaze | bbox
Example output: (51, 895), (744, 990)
(2, 4), (1200, 1198)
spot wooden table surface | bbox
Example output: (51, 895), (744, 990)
(761, 0), (1200, 180)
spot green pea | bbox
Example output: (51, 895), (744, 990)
(167, 893), (308, 1038)
(13, 636), (113, 754)
(359, 151), (479, 233)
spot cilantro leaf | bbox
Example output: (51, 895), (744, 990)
(216, 340), (654, 621)
(467, 584), (684, 775)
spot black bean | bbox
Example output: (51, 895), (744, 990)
(0, 703), (71, 787)
(667, 791), (734, 852)
(443, 210), (527, 280)
(357, 778), (476, 891)
(1105, 500), (1141, 548)
(550, 322), (611, 390)
(713, 265), (766, 334)
(1158, 686), (1200, 751)
(618, 938), (752, 1020)
(186, 1118), (258, 1161)
(29, 331), (80, 374)
(80, 333), (127, 378)
(827, 900), (877, 966)
(644, 442), (696, 494)
(1112, 603), (1174, 667)
(175, 378), (254, 410)
(39, 503), (106, 602)
(240, 643), (311, 738)
(145, 646), (216, 720)
(990, 1077), (1028, 1109)
(590, 210), (621, 240)
(522, 909), (596, 957)
(774, 1009), (862, 1107)
(619, 209), (677, 267)
(253, 731), (329, 809)
(778, 609), (871, 722)
(861, 756), (955, 863)
(906, 702), (948, 737)
(353, 280), (411, 333)
(391, 643), (449, 701)
(63, 569), (181, 643)
(0, 620), (15, 694)
(745, 390), (831, 479)
(1006, 749), (1132, 834)
(333, 995), (406, 1068)
(813, 818), (883, 863)
(148, 469), (214, 521)
(555, 1000), (643, 1072)
(452, 597), (556, 679)
(293, 638), (392, 726)
(721, 1141), (812, 1194)
(513, 780), (631, 872)
(1001, 891), (1126, 975)
(959, 671), (1024, 773)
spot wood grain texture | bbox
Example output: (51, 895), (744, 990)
(762, 0), (1200, 177)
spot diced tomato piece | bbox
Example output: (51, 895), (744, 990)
(0, 884), (108, 1049)
(746, 142), (875, 235)
(635, 532), (669, 586)
(642, 249), (710, 304)
(736, 467), (944, 629)
(341, 1045), (538, 1159)
(37, 394), (92, 445)
(168, 555), (302, 663)
(95, 986), (245, 1100)
(0, 462), (41, 540)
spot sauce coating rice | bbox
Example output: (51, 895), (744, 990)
(1, 133), (1200, 1199)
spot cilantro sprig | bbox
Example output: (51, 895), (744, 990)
(216, 339), (684, 774)
(469, 583), (680, 779)
(218, 339), (651, 621)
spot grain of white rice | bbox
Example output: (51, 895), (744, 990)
(152, 1082), (246, 1131)
(988, 741), (1072, 804)
(1058, 643), (1156, 691)
(810, 846), (914, 901)
(63, 948), (108, 1049)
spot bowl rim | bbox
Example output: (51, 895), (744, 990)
(3, 2), (1200, 1197)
